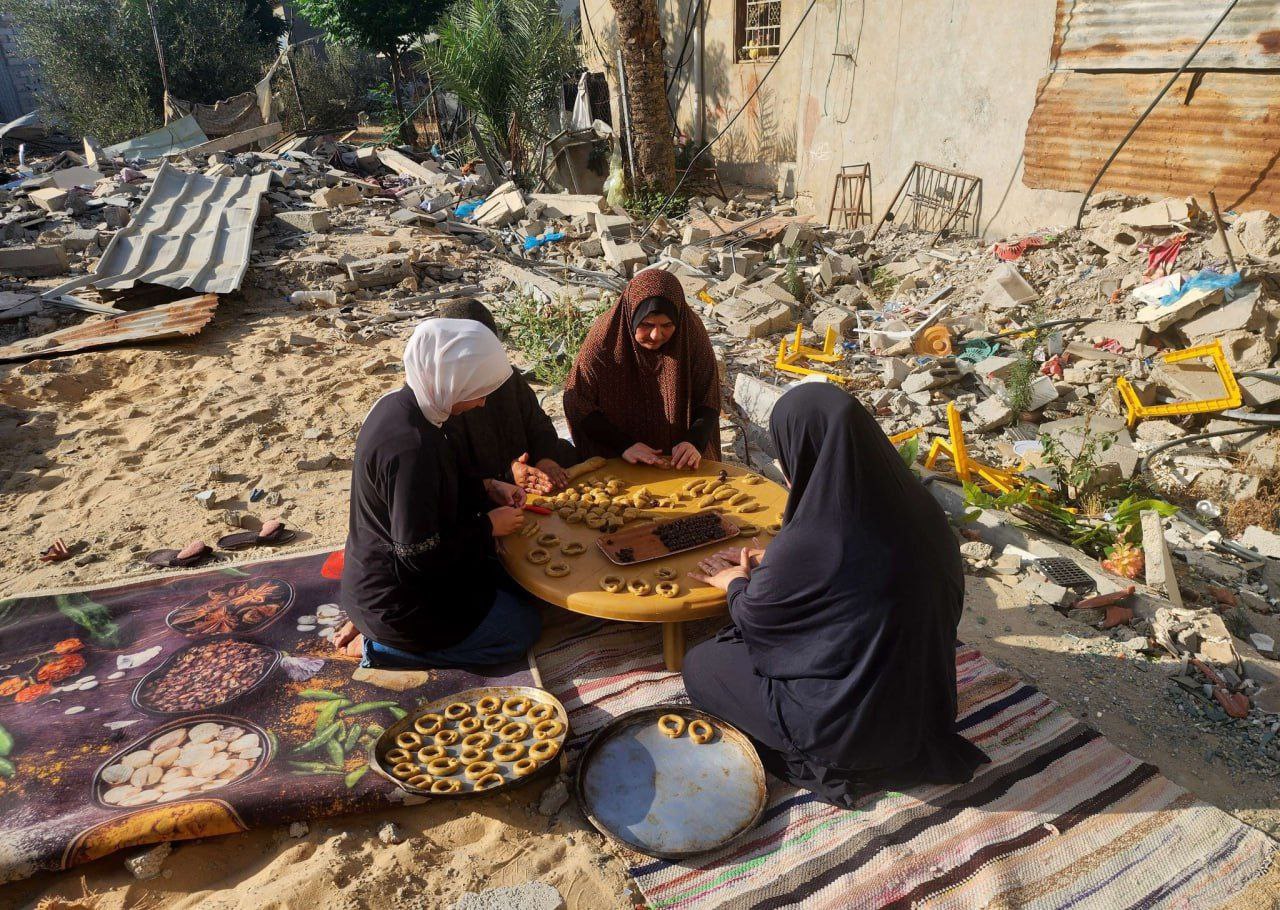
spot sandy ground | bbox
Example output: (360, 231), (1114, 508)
(3, 227), (1278, 906)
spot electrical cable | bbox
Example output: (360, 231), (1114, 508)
(640, 0), (820, 235)
(1073, 0), (1241, 230)
(666, 0), (703, 94)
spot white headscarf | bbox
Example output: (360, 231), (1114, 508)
(402, 318), (512, 427)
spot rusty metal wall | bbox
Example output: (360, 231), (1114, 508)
(1053, 0), (1280, 71)
(0, 295), (219, 362)
(1023, 70), (1280, 213)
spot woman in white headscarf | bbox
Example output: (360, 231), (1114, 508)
(336, 319), (541, 669)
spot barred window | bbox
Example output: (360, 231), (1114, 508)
(736, 0), (781, 61)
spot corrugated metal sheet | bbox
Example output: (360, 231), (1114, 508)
(92, 161), (270, 295)
(1052, 0), (1280, 71)
(0, 295), (218, 362)
(104, 114), (209, 159)
(1023, 70), (1280, 214)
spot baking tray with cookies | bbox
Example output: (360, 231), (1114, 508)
(369, 685), (568, 798)
(596, 511), (740, 566)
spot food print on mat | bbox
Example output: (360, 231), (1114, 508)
(0, 551), (534, 882)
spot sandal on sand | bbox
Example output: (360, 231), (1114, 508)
(145, 540), (212, 568)
(216, 519), (296, 551)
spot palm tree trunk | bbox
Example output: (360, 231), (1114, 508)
(388, 50), (417, 146)
(607, 0), (675, 193)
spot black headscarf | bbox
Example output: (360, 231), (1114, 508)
(628, 295), (681, 336)
(732, 383), (986, 780)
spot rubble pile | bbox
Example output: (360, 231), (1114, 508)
(3, 126), (1280, 739)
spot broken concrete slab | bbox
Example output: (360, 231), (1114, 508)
(530, 192), (606, 219)
(376, 148), (446, 186)
(312, 184), (363, 208)
(601, 236), (647, 276)
(1141, 509), (1183, 609)
(275, 210), (331, 233)
(0, 244), (70, 277)
(345, 255), (413, 289)
(475, 189), (526, 227)
(811, 305), (858, 337)
(28, 186), (69, 213)
(1241, 526), (1280, 560)
(1039, 415), (1139, 479)
(718, 248), (765, 278)
(734, 372), (786, 429)
(1178, 288), (1266, 339)
(971, 396), (1014, 432)
(1119, 197), (1193, 229)
(1136, 286), (1223, 333)
(982, 263), (1038, 309)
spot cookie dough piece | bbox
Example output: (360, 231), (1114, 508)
(529, 740), (561, 762)
(696, 494), (717, 509)
(533, 719), (565, 740)
(413, 713), (444, 736)
(600, 575), (625, 593)
(739, 502), (765, 513)
(520, 521), (541, 538)
(527, 703), (556, 723)
(654, 566), (676, 581)
(427, 757), (461, 777)
(499, 721), (531, 742)
(766, 522), (782, 535)
(536, 533), (561, 548)
(459, 746), (486, 764)
(512, 758), (539, 777)
(622, 508), (641, 521)
(465, 760), (499, 781)
(657, 714), (686, 738)
(430, 778), (462, 794)
(736, 523), (761, 537)
(395, 731), (422, 749)
(482, 714), (509, 732)
(493, 742), (525, 762)
(557, 506), (575, 519)
(433, 729), (460, 747)
(655, 581), (680, 598)
(474, 772), (504, 790)
(502, 696), (531, 716)
(463, 732), (494, 749)
(560, 541), (586, 556)
(407, 774), (433, 789)
(627, 579), (651, 596)
(728, 492), (750, 506)
(688, 720), (715, 744)
(385, 748), (412, 764)
(565, 510), (585, 524)
(477, 695), (502, 715)
(740, 474), (763, 485)
(713, 487), (736, 502)
(444, 702), (472, 721)
(545, 562), (571, 578)
(416, 745), (447, 763)
(391, 762), (417, 780)
(585, 515), (606, 530)
(526, 547), (551, 565)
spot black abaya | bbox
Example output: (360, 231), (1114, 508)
(683, 383), (987, 807)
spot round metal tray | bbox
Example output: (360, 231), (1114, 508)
(574, 705), (767, 859)
(369, 685), (568, 798)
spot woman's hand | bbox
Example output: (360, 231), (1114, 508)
(710, 542), (765, 567)
(488, 506), (525, 537)
(484, 479), (526, 508)
(622, 442), (663, 465)
(670, 441), (701, 470)
(535, 458), (569, 491)
(690, 547), (753, 591)
(511, 453), (554, 494)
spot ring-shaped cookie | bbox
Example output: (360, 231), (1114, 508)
(627, 579), (651, 596)
(465, 760), (499, 781)
(499, 721), (530, 742)
(560, 541), (586, 556)
(688, 720), (714, 744)
(416, 745), (447, 764)
(444, 702), (472, 721)
(407, 774), (433, 789)
(512, 758), (539, 777)
(395, 731), (422, 749)
(492, 742), (525, 762)
(457, 716), (482, 734)
(477, 695), (502, 715)
(427, 757), (461, 777)
(526, 703), (556, 723)
(600, 575), (625, 593)
(463, 732), (494, 749)
(536, 533), (561, 548)
(430, 778), (462, 794)
(545, 562), (571, 578)
(529, 740), (560, 762)
(433, 729), (460, 747)
(766, 522), (782, 535)
(655, 581), (680, 598)
(474, 772), (504, 790)
(654, 566), (677, 581)
(459, 746), (487, 764)
(526, 547), (551, 565)
(386, 747), (412, 764)
(585, 515), (606, 529)
(658, 714), (686, 738)
(736, 524), (760, 537)
(482, 714), (509, 732)
(502, 696), (531, 716)
(533, 719), (564, 740)
(391, 762), (417, 779)
(413, 714), (444, 736)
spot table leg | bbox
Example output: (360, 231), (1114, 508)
(662, 622), (686, 673)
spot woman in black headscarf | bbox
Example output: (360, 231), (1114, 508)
(685, 383), (987, 807)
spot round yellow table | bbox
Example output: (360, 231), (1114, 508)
(500, 458), (787, 672)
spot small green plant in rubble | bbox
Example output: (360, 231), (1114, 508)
(498, 292), (608, 386)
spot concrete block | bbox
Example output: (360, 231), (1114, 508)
(816, 253), (860, 288)
(681, 224), (710, 245)
(1179, 289), (1266, 339)
(680, 245), (711, 268)
(311, 184), (363, 208)
(0, 244), (69, 276)
(576, 237), (603, 258)
(781, 222), (814, 251)
(734, 372), (786, 429)
(275, 210), (331, 233)
(812, 306), (857, 336)
(718, 249), (764, 278)
(1141, 509), (1182, 608)
(983, 263), (1038, 309)
(592, 211), (633, 239)
(59, 228), (100, 252)
(971, 396), (1013, 432)
(529, 192), (606, 219)
(601, 236), (648, 276)
(881, 357), (911, 389)
(28, 186), (69, 212)
(475, 190), (526, 227)
(1136, 287), (1223, 332)
(1241, 526), (1280, 560)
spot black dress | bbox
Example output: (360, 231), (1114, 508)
(340, 386), (497, 653)
(683, 383), (988, 807)
(445, 371), (575, 484)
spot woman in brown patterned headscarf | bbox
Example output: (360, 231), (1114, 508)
(564, 268), (721, 469)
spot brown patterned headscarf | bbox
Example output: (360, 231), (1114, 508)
(564, 269), (721, 459)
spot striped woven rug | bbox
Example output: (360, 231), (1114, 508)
(535, 614), (1280, 909)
